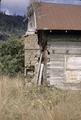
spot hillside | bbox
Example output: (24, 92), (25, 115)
(0, 13), (25, 75)
(0, 12), (27, 36)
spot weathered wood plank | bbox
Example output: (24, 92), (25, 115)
(47, 66), (64, 69)
(37, 54), (42, 84)
(47, 48), (81, 55)
(47, 73), (64, 78)
(47, 40), (81, 87)
(47, 38), (81, 42)
(38, 64), (44, 86)
(48, 55), (64, 61)
(47, 61), (64, 66)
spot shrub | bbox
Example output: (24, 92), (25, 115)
(0, 35), (24, 76)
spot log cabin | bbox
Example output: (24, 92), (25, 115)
(24, 3), (81, 89)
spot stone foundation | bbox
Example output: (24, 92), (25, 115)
(24, 34), (40, 83)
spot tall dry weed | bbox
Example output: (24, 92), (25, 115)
(0, 75), (81, 120)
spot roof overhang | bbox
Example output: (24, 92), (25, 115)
(35, 3), (81, 30)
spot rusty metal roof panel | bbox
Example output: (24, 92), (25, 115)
(36, 3), (81, 30)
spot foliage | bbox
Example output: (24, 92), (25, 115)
(0, 35), (24, 76)
(0, 12), (27, 35)
(0, 12), (26, 75)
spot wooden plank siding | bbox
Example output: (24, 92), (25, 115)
(46, 36), (81, 88)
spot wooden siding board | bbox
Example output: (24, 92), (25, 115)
(47, 37), (81, 87)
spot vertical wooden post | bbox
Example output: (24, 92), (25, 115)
(38, 63), (44, 86)
(37, 53), (42, 84)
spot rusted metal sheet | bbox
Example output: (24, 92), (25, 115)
(36, 3), (81, 30)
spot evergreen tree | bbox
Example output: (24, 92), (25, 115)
(0, 0), (1, 12)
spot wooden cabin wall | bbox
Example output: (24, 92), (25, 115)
(40, 30), (81, 88)
(24, 30), (81, 88)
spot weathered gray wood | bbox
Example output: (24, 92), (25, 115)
(47, 37), (81, 43)
(47, 39), (81, 87)
(47, 48), (81, 55)
(47, 61), (64, 66)
(38, 64), (44, 86)
(47, 42), (81, 46)
(37, 54), (42, 84)
(48, 54), (64, 61)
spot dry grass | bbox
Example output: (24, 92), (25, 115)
(0, 76), (81, 120)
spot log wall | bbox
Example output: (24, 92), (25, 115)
(46, 35), (81, 89)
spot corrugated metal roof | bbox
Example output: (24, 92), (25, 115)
(36, 3), (81, 30)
